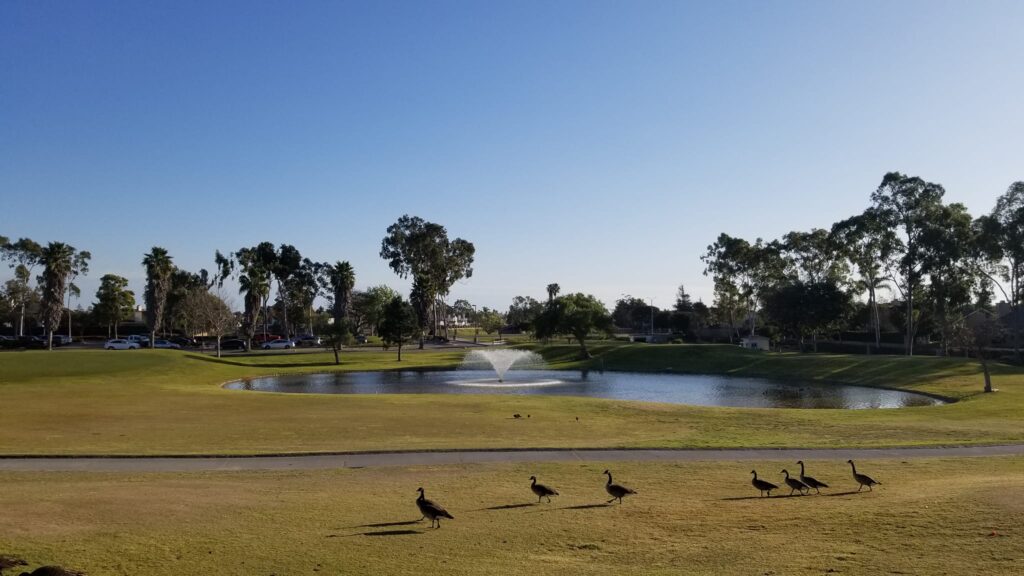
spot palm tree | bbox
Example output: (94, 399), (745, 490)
(239, 272), (270, 348)
(38, 242), (76, 350)
(546, 283), (561, 303)
(320, 261), (355, 364)
(142, 247), (175, 348)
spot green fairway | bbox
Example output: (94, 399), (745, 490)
(0, 344), (1022, 455)
(1, 456), (1021, 575)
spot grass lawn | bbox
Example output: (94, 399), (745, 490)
(1, 456), (1021, 575)
(0, 344), (1022, 455)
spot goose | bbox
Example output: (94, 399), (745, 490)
(603, 469), (637, 504)
(0, 556), (28, 575)
(416, 487), (455, 528)
(796, 460), (829, 494)
(751, 470), (778, 497)
(781, 469), (810, 496)
(530, 476), (559, 503)
(17, 568), (85, 576)
(847, 460), (880, 491)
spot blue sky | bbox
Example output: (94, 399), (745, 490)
(2, 0), (1022, 311)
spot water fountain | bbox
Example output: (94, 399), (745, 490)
(446, 349), (564, 387)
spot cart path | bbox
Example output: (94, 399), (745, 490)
(1, 444), (1023, 472)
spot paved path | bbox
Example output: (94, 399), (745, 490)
(2, 444), (1023, 473)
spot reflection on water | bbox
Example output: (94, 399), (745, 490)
(226, 370), (944, 410)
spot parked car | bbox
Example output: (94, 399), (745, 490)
(126, 334), (150, 346)
(152, 339), (182, 350)
(0, 335), (19, 349)
(18, 336), (47, 349)
(262, 338), (295, 350)
(296, 336), (321, 347)
(50, 334), (73, 346)
(253, 333), (283, 344)
(355, 334), (369, 344)
(170, 336), (197, 348)
(219, 339), (248, 351)
(105, 339), (140, 350)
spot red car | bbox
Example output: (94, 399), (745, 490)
(253, 333), (283, 344)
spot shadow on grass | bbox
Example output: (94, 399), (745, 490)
(722, 490), (863, 501)
(185, 353), (340, 369)
(560, 503), (613, 510)
(348, 519), (423, 528)
(361, 530), (423, 536)
(481, 503), (536, 511)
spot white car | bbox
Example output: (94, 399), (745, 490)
(105, 339), (140, 350)
(262, 338), (295, 350)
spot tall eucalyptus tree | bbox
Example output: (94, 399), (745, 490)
(0, 237), (43, 336)
(871, 172), (946, 355)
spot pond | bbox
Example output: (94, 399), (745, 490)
(225, 369), (944, 409)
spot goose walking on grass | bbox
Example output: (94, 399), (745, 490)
(416, 487), (455, 528)
(530, 476), (559, 503)
(847, 460), (880, 492)
(796, 460), (828, 494)
(782, 469), (810, 496)
(751, 470), (778, 497)
(603, 470), (637, 504)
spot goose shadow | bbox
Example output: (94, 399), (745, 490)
(719, 494), (810, 501)
(822, 490), (865, 497)
(482, 503), (536, 511)
(348, 519), (423, 528)
(361, 529), (422, 536)
(560, 503), (613, 510)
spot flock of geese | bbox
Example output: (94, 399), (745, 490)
(751, 460), (881, 497)
(415, 469), (637, 528)
(416, 462), (880, 529)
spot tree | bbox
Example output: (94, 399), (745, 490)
(379, 296), (419, 361)
(352, 285), (400, 336)
(380, 215), (475, 339)
(476, 307), (504, 340)
(831, 209), (896, 348)
(674, 285), (694, 313)
(871, 172), (946, 355)
(975, 181), (1024, 362)
(710, 277), (749, 342)
(272, 244), (302, 337)
(63, 249), (91, 339)
(38, 242), (76, 349)
(546, 283), (560, 303)
(612, 295), (653, 332)
(763, 281), (852, 352)
(919, 202), (980, 355)
(0, 237), (43, 336)
(534, 293), (613, 358)
(320, 261), (356, 364)
(702, 233), (789, 337)
(409, 276), (431, 348)
(94, 274), (135, 338)
(506, 295), (543, 331)
(192, 291), (237, 358)
(235, 242), (276, 346)
(142, 247), (174, 348)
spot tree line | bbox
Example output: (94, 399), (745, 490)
(699, 172), (1022, 370)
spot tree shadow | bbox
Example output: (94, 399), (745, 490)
(185, 353), (339, 369)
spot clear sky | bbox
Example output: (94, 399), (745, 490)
(2, 0), (1022, 311)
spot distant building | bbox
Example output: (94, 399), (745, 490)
(739, 335), (770, 351)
